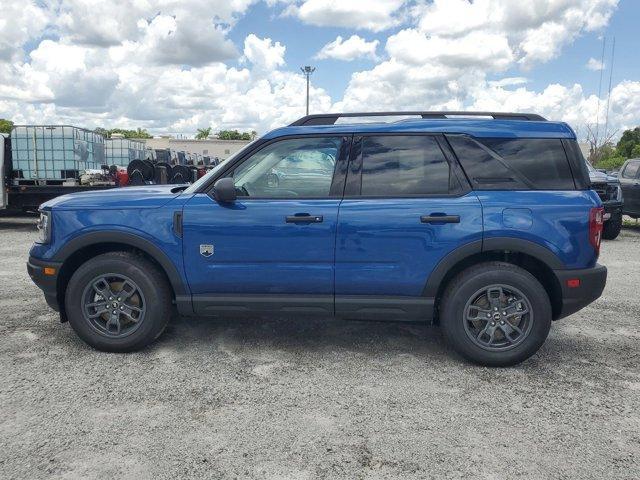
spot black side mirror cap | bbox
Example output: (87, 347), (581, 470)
(212, 177), (237, 203)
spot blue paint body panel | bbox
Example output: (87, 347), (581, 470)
(335, 194), (483, 296)
(182, 194), (340, 295)
(478, 190), (601, 269)
(30, 188), (191, 290)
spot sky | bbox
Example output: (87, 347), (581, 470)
(0, 0), (638, 141)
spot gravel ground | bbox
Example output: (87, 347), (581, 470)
(0, 216), (639, 480)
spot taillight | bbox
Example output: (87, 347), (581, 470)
(589, 207), (604, 254)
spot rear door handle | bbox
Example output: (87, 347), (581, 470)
(286, 214), (323, 224)
(421, 215), (460, 224)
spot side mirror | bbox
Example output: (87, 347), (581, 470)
(212, 177), (237, 203)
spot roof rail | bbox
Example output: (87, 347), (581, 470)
(289, 111), (547, 126)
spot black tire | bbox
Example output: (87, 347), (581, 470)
(602, 212), (622, 240)
(440, 262), (552, 367)
(65, 251), (172, 352)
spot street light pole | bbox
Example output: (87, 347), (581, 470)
(300, 66), (316, 116)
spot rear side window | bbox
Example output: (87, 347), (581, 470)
(360, 135), (458, 196)
(447, 135), (576, 190)
(622, 161), (640, 179)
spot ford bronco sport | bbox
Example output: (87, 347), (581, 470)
(27, 112), (607, 366)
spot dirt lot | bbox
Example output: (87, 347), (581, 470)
(0, 216), (638, 480)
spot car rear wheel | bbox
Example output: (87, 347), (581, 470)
(65, 251), (172, 352)
(602, 212), (622, 240)
(440, 261), (552, 367)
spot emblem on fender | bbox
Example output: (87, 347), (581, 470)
(200, 244), (214, 257)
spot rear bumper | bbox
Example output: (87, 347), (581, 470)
(27, 256), (62, 311)
(554, 264), (607, 319)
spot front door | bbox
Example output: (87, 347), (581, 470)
(182, 135), (350, 316)
(620, 160), (640, 215)
(335, 134), (483, 320)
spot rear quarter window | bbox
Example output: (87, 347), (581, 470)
(447, 135), (576, 190)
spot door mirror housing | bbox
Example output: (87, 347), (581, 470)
(212, 177), (237, 203)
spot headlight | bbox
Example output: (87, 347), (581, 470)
(36, 211), (51, 244)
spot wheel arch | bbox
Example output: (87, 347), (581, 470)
(53, 231), (188, 320)
(425, 238), (565, 321)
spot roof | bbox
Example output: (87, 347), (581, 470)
(263, 118), (577, 140)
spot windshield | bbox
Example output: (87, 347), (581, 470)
(183, 140), (259, 194)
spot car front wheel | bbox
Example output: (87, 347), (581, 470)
(602, 212), (622, 240)
(65, 251), (172, 352)
(440, 261), (552, 367)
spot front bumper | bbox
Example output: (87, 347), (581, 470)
(602, 200), (623, 220)
(554, 264), (607, 319)
(27, 256), (62, 311)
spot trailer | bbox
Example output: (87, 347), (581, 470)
(1, 132), (117, 212)
(1, 125), (209, 212)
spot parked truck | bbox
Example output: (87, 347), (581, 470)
(1, 127), (212, 212)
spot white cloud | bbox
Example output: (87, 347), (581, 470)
(386, 29), (513, 70)
(586, 57), (605, 71)
(315, 35), (379, 61)
(0, 0), (52, 61)
(243, 34), (286, 71)
(414, 0), (619, 68)
(290, 0), (406, 32)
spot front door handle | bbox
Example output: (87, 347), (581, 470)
(421, 214), (460, 224)
(286, 214), (323, 224)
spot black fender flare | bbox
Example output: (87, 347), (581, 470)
(53, 231), (188, 297)
(423, 237), (565, 297)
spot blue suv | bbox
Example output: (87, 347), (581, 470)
(27, 112), (607, 366)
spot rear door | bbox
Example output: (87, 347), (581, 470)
(335, 134), (482, 320)
(182, 135), (350, 315)
(620, 160), (640, 215)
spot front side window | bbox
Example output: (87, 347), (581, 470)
(622, 161), (640, 179)
(232, 137), (341, 198)
(360, 135), (456, 196)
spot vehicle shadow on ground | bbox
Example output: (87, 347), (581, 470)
(158, 314), (450, 359)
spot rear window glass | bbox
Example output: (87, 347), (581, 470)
(360, 135), (457, 196)
(622, 161), (640, 179)
(445, 136), (527, 190)
(447, 135), (575, 190)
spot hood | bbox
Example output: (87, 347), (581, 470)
(588, 169), (619, 184)
(41, 184), (187, 210)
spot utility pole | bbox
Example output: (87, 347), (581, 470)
(300, 66), (316, 116)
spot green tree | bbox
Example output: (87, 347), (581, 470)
(631, 144), (640, 158)
(95, 128), (153, 139)
(195, 127), (212, 140)
(616, 127), (640, 158)
(217, 129), (254, 141)
(0, 118), (14, 134)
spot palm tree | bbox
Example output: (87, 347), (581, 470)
(196, 127), (212, 140)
